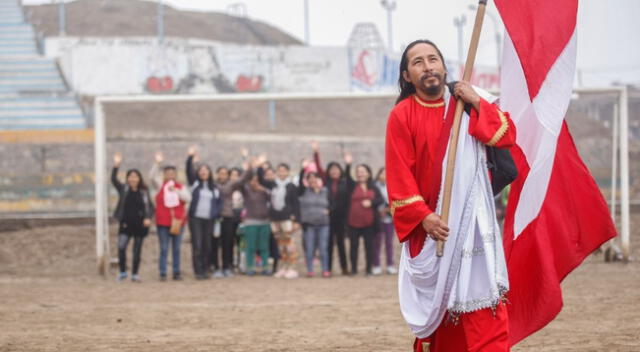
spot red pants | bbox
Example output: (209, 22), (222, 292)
(414, 302), (509, 352)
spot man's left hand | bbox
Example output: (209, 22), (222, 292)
(453, 81), (481, 111)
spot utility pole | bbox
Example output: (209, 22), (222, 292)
(304, 0), (310, 45)
(469, 4), (501, 69)
(380, 0), (396, 51)
(58, 0), (65, 36)
(453, 15), (467, 68)
(157, 0), (164, 44)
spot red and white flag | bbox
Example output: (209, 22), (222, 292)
(495, 0), (617, 345)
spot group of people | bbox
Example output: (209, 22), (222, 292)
(111, 142), (397, 282)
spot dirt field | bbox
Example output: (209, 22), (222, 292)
(1, 216), (639, 352)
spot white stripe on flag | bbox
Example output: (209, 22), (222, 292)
(500, 30), (577, 239)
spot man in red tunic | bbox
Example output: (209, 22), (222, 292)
(385, 39), (517, 352)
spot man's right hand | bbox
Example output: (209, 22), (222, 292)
(421, 213), (449, 241)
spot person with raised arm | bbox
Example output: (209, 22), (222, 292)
(111, 152), (154, 282)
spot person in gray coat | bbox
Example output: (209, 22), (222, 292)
(297, 160), (331, 278)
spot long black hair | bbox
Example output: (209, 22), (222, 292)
(356, 163), (375, 187)
(325, 161), (344, 181)
(396, 39), (447, 104)
(196, 163), (216, 190)
(125, 169), (148, 191)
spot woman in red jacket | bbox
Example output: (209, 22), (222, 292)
(150, 152), (191, 281)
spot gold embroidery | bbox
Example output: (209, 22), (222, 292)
(422, 341), (431, 352)
(390, 195), (424, 215)
(487, 110), (509, 147)
(413, 95), (445, 108)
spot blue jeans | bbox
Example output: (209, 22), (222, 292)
(157, 225), (183, 276)
(303, 224), (329, 273)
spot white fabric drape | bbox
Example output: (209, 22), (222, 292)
(398, 89), (509, 339)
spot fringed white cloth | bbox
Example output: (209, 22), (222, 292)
(398, 89), (509, 339)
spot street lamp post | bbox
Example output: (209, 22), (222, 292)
(469, 4), (501, 69)
(453, 15), (467, 68)
(304, 0), (310, 45)
(157, 0), (164, 44)
(58, 0), (65, 36)
(380, 0), (397, 51)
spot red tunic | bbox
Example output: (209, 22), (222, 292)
(385, 94), (516, 258)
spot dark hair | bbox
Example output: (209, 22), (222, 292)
(163, 165), (177, 172)
(196, 163), (215, 190)
(230, 167), (242, 176)
(356, 163), (374, 184)
(125, 169), (148, 191)
(216, 166), (229, 174)
(305, 171), (319, 180)
(375, 167), (386, 182)
(396, 39), (447, 104)
(325, 162), (343, 180)
(277, 163), (290, 171)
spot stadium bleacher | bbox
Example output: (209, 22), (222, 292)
(0, 0), (85, 130)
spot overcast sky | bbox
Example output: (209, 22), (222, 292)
(25, 0), (640, 86)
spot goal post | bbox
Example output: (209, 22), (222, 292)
(92, 87), (632, 275)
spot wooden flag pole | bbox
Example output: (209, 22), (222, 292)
(437, 0), (488, 257)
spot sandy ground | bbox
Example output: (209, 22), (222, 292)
(0, 216), (639, 352)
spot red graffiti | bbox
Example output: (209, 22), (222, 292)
(146, 76), (174, 93)
(235, 75), (263, 92)
(352, 50), (376, 87)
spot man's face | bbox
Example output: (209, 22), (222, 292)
(276, 166), (289, 180)
(164, 169), (176, 182)
(403, 43), (446, 97)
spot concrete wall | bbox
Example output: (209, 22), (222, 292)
(45, 36), (500, 96)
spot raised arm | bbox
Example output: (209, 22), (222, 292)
(311, 141), (326, 180)
(257, 166), (276, 189)
(149, 151), (164, 192)
(111, 152), (124, 193)
(297, 161), (309, 196)
(185, 146), (197, 186)
(343, 152), (355, 193)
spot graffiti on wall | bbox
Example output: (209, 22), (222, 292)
(349, 48), (399, 92)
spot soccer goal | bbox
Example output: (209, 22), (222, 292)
(92, 87), (632, 275)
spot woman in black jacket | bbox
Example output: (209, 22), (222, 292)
(343, 152), (383, 276)
(111, 152), (154, 282)
(186, 147), (223, 280)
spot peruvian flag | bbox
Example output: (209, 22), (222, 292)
(495, 0), (617, 346)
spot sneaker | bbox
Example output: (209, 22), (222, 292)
(117, 272), (128, 282)
(273, 268), (286, 278)
(322, 271), (331, 278)
(222, 269), (234, 277)
(212, 270), (224, 278)
(261, 269), (273, 276)
(159, 274), (167, 282)
(173, 273), (183, 281)
(386, 266), (398, 275)
(195, 274), (208, 280)
(306, 272), (315, 278)
(131, 274), (141, 283)
(284, 268), (299, 279)
(371, 266), (383, 276)
(246, 270), (256, 277)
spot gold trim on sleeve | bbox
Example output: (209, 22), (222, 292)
(390, 195), (425, 216)
(486, 110), (509, 147)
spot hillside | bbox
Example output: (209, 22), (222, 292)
(26, 0), (302, 46)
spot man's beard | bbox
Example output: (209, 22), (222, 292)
(418, 72), (445, 96)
